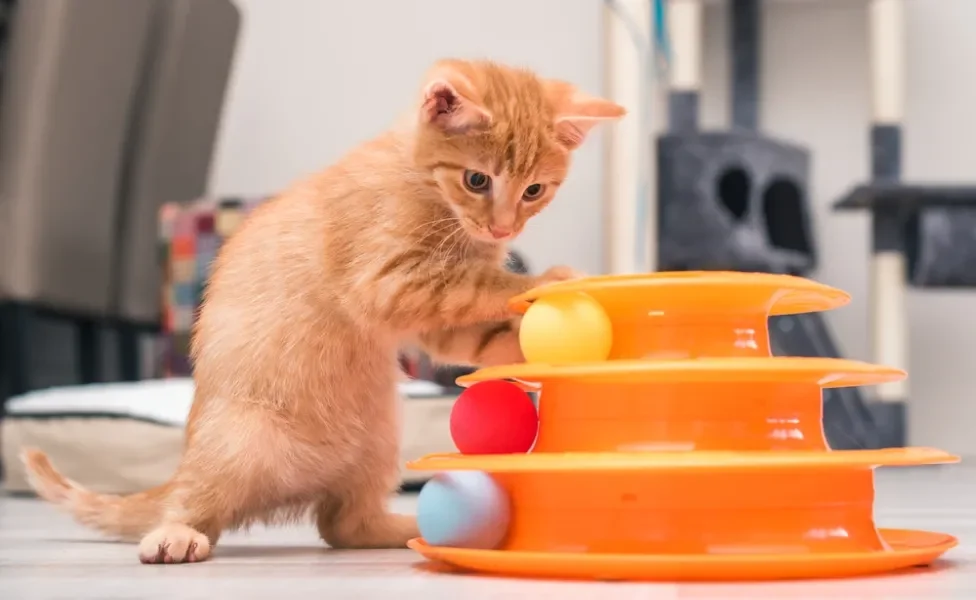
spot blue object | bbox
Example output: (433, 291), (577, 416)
(417, 471), (511, 550)
(654, 0), (671, 67)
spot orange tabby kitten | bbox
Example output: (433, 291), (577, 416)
(22, 59), (624, 564)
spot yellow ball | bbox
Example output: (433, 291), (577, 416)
(519, 291), (613, 364)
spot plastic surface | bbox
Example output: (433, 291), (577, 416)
(407, 462), (957, 557)
(409, 447), (956, 472)
(459, 356), (903, 386)
(409, 529), (957, 581)
(416, 472), (511, 550)
(519, 291), (612, 364)
(456, 359), (905, 453)
(509, 271), (848, 313)
(407, 272), (958, 581)
(509, 272), (848, 361)
(449, 381), (538, 454)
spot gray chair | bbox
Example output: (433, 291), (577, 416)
(0, 0), (240, 399)
(0, 0), (158, 399)
(111, 0), (240, 380)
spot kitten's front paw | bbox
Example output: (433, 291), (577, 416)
(138, 523), (212, 564)
(536, 265), (585, 286)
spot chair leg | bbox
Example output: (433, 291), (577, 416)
(76, 318), (102, 384)
(118, 323), (141, 381)
(0, 302), (32, 398)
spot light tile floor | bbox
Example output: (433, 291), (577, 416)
(1, 465), (973, 599)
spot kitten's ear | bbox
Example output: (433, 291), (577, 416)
(548, 82), (626, 149)
(420, 64), (492, 133)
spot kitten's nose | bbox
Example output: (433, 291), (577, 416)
(489, 226), (512, 239)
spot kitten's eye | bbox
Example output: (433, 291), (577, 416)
(463, 170), (491, 193)
(523, 183), (545, 200)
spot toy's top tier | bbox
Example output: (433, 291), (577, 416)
(511, 272), (849, 360)
(510, 272), (848, 316)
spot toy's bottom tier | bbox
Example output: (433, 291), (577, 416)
(408, 448), (957, 556)
(408, 529), (956, 582)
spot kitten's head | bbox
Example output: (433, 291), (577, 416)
(413, 59), (625, 244)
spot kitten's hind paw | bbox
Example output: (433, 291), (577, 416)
(324, 512), (419, 549)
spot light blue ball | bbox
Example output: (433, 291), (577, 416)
(417, 471), (511, 549)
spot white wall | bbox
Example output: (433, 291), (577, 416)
(208, 0), (608, 275)
(211, 0), (976, 454)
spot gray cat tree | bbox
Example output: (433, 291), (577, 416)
(653, 0), (976, 449)
(833, 0), (976, 446)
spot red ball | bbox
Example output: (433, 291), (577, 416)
(450, 381), (539, 454)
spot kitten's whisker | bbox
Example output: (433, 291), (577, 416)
(407, 216), (459, 241)
(406, 216), (456, 234)
(428, 227), (464, 277)
(413, 219), (453, 236)
(415, 219), (461, 248)
(459, 233), (473, 265)
(445, 229), (467, 264)
(418, 226), (459, 249)
(430, 227), (459, 263)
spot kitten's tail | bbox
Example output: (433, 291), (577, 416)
(20, 448), (169, 541)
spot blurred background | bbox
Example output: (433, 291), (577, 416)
(2, 0), (976, 494)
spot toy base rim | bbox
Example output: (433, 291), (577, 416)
(408, 528), (957, 582)
(407, 447), (959, 473)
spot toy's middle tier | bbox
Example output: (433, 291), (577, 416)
(459, 358), (904, 453)
(509, 272), (850, 360)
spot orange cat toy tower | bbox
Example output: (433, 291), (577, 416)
(407, 272), (958, 581)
